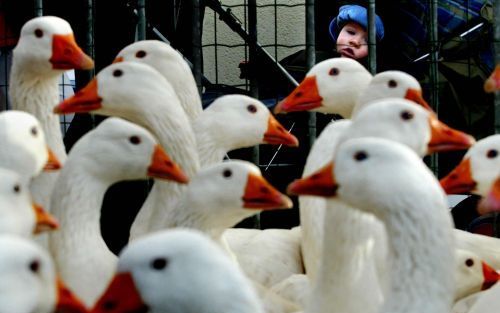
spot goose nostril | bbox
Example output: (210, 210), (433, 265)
(260, 187), (270, 194)
(295, 92), (303, 98)
(164, 161), (173, 168)
(102, 300), (117, 310)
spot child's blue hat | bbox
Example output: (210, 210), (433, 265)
(329, 5), (385, 42)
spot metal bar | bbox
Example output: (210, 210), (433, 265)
(136, 0), (146, 40)
(429, 0), (439, 175)
(192, 0), (203, 94)
(367, 0), (376, 74)
(248, 0), (260, 180)
(34, 0), (43, 17)
(495, 0), (500, 134)
(306, 0), (316, 148)
(86, 0), (95, 78)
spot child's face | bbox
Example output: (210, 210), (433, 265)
(336, 22), (368, 60)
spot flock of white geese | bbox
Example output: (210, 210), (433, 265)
(1, 15), (500, 313)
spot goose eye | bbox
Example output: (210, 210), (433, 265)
(31, 126), (38, 137)
(135, 50), (147, 58)
(34, 29), (43, 38)
(222, 169), (232, 178)
(329, 68), (339, 76)
(388, 80), (398, 88)
(465, 258), (474, 267)
(113, 69), (123, 77)
(487, 149), (498, 159)
(400, 110), (414, 121)
(13, 184), (21, 193)
(151, 257), (168, 270)
(129, 136), (141, 145)
(29, 259), (40, 273)
(247, 104), (257, 113)
(354, 151), (368, 161)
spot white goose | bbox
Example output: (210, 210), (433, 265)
(288, 137), (456, 313)
(440, 134), (500, 268)
(279, 99), (472, 313)
(454, 249), (500, 302)
(440, 134), (500, 198)
(153, 160), (292, 241)
(48, 117), (188, 307)
(90, 229), (265, 313)
(0, 234), (87, 313)
(192, 95), (298, 167)
(0, 168), (57, 237)
(114, 41), (298, 168)
(275, 59), (445, 282)
(9, 16), (93, 211)
(0, 110), (61, 185)
(114, 40), (203, 121)
(54, 61), (199, 240)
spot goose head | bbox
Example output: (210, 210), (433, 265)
(199, 95), (298, 148)
(0, 168), (58, 236)
(354, 70), (432, 115)
(0, 111), (61, 181)
(71, 117), (188, 184)
(440, 134), (500, 196)
(114, 40), (193, 90)
(184, 160), (292, 225)
(454, 249), (500, 301)
(274, 58), (372, 118)
(287, 137), (444, 217)
(91, 229), (263, 313)
(0, 235), (87, 313)
(54, 62), (180, 120)
(13, 16), (93, 76)
(343, 99), (475, 157)
(113, 40), (201, 120)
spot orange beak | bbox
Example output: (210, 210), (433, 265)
(263, 115), (299, 147)
(287, 162), (338, 197)
(54, 277), (89, 313)
(91, 272), (148, 313)
(484, 65), (500, 93)
(427, 115), (475, 153)
(477, 177), (500, 215)
(405, 88), (433, 112)
(147, 145), (189, 184)
(439, 158), (476, 194)
(33, 203), (59, 234)
(43, 147), (62, 171)
(274, 76), (322, 114)
(50, 34), (94, 70)
(481, 260), (500, 291)
(242, 173), (293, 209)
(54, 79), (102, 114)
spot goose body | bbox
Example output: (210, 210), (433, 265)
(10, 16), (93, 211)
(289, 137), (456, 313)
(48, 117), (187, 306)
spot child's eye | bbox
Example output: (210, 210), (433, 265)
(347, 30), (356, 35)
